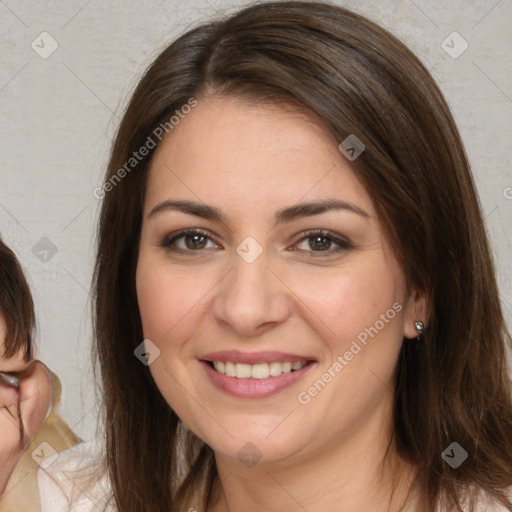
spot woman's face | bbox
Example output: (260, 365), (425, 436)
(136, 95), (425, 468)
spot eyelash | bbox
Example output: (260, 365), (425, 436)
(160, 228), (352, 256)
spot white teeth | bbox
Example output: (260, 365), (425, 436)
(225, 361), (236, 377)
(281, 362), (292, 373)
(235, 363), (252, 378)
(213, 361), (225, 374)
(251, 363), (269, 379)
(269, 362), (283, 377)
(211, 360), (307, 379)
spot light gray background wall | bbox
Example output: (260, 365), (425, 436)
(1, 0), (511, 441)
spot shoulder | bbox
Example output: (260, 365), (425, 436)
(464, 485), (512, 511)
(430, 485), (512, 511)
(37, 440), (115, 512)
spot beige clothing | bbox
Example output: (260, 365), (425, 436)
(0, 410), (81, 512)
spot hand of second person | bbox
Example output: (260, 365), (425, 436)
(0, 359), (52, 494)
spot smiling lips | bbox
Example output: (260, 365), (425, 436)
(212, 360), (307, 379)
(200, 350), (316, 398)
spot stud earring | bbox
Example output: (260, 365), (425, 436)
(414, 320), (425, 340)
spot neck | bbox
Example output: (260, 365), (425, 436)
(206, 396), (421, 512)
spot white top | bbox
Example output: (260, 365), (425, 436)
(37, 441), (114, 512)
(38, 441), (512, 511)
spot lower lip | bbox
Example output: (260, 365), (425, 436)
(200, 360), (316, 398)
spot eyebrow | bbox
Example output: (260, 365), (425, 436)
(148, 199), (370, 224)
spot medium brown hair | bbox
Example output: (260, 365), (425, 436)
(0, 237), (34, 360)
(93, 2), (512, 511)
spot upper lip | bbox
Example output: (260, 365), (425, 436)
(200, 351), (315, 365)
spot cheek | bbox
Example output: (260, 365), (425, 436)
(137, 262), (183, 344)
(135, 256), (216, 345)
(283, 266), (405, 436)
(287, 261), (404, 348)
(136, 259), (215, 432)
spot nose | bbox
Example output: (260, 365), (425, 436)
(211, 248), (291, 337)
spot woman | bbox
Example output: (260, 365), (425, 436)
(0, 238), (52, 496)
(38, 1), (512, 511)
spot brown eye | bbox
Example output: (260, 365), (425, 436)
(184, 234), (207, 250)
(308, 236), (332, 251)
(293, 230), (352, 256)
(161, 229), (219, 253)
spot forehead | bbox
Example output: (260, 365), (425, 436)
(145, 96), (374, 218)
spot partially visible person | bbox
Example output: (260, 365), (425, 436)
(1, 369), (82, 512)
(0, 238), (52, 497)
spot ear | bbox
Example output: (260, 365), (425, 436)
(402, 287), (430, 340)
